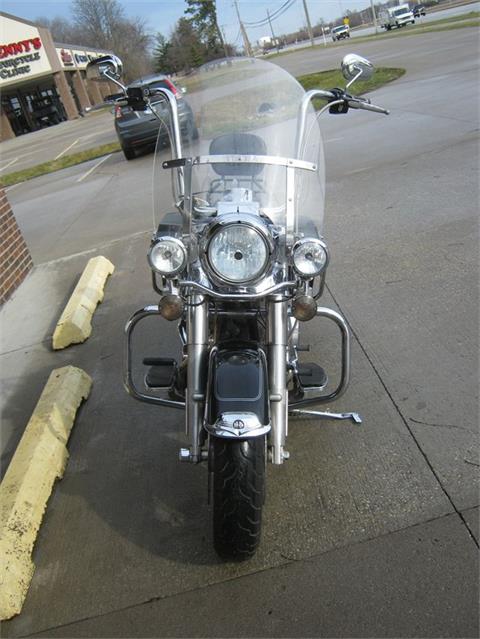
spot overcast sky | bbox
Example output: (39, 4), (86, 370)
(3, 0), (376, 46)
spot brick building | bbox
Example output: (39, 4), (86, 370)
(0, 11), (113, 141)
(0, 188), (32, 304)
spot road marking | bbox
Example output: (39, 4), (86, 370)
(0, 157), (18, 172)
(76, 154), (112, 182)
(16, 149), (45, 160)
(345, 166), (372, 175)
(5, 182), (23, 192)
(326, 137), (344, 143)
(54, 139), (79, 160)
(78, 131), (105, 141)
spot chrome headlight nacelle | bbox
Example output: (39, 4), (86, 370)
(292, 237), (329, 279)
(204, 214), (273, 285)
(148, 236), (187, 277)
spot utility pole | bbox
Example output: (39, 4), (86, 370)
(267, 9), (275, 40)
(267, 8), (279, 50)
(302, 0), (315, 47)
(370, 0), (379, 34)
(214, 0), (229, 57)
(234, 0), (253, 57)
(218, 23), (230, 58)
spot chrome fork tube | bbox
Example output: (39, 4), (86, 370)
(267, 297), (288, 464)
(186, 295), (208, 462)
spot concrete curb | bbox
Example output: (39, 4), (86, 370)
(0, 366), (92, 620)
(52, 255), (114, 350)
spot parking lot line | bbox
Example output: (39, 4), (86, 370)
(54, 139), (79, 160)
(5, 182), (23, 193)
(76, 154), (112, 182)
(0, 158), (19, 172)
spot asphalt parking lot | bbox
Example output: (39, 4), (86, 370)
(0, 109), (116, 175)
(1, 25), (478, 638)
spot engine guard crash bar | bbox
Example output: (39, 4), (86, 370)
(124, 305), (350, 410)
(124, 305), (185, 409)
(289, 306), (351, 407)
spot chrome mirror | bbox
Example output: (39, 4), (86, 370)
(86, 54), (123, 82)
(341, 54), (374, 89)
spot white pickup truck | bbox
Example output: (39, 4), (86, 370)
(379, 4), (415, 30)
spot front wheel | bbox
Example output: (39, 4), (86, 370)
(122, 145), (136, 161)
(210, 436), (265, 561)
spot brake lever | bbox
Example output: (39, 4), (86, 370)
(326, 89), (389, 116)
(348, 98), (390, 115)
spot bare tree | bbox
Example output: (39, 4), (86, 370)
(69, 0), (152, 81)
(35, 15), (81, 43)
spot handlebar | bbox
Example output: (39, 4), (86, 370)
(316, 88), (389, 115)
(347, 97), (390, 115)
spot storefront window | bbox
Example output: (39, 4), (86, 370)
(2, 82), (67, 136)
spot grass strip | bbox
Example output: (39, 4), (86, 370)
(298, 67), (405, 101)
(412, 10), (479, 25)
(1, 142), (121, 187)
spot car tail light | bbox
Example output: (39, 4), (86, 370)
(115, 104), (133, 118)
(164, 78), (180, 100)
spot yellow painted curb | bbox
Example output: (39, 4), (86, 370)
(52, 255), (114, 350)
(0, 366), (92, 620)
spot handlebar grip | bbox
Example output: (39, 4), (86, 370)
(309, 89), (336, 100)
(347, 99), (390, 115)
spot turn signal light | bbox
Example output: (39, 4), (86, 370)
(159, 294), (184, 321)
(292, 295), (317, 322)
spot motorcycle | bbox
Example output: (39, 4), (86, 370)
(86, 53), (389, 560)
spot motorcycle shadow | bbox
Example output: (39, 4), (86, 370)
(56, 311), (229, 568)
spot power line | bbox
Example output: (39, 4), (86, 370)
(243, 0), (297, 28)
(243, 0), (295, 28)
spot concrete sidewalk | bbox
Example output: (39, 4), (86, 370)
(1, 227), (478, 638)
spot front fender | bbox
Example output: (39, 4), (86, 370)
(204, 346), (270, 439)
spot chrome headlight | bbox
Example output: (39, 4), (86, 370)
(292, 238), (329, 278)
(207, 223), (270, 283)
(148, 236), (186, 277)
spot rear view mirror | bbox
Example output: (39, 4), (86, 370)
(341, 54), (374, 88)
(86, 55), (123, 82)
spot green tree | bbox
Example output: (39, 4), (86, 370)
(185, 0), (222, 54)
(165, 18), (206, 73)
(153, 33), (171, 73)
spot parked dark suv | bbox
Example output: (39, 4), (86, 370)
(114, 74), (197, 160)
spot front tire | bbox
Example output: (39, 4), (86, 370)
(210, 436), (265, 561)
(122, 145), (136, 160)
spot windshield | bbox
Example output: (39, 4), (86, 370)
(152, 57), (325, 242)
(393, 7), (409, 15)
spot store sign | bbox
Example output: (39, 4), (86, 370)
(0, 38), (43, 79)
(0, 16), (52, 86)
(55, 47), (103, 70)
(74, 52), (88, 65)
(60, 48), (74, 66)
